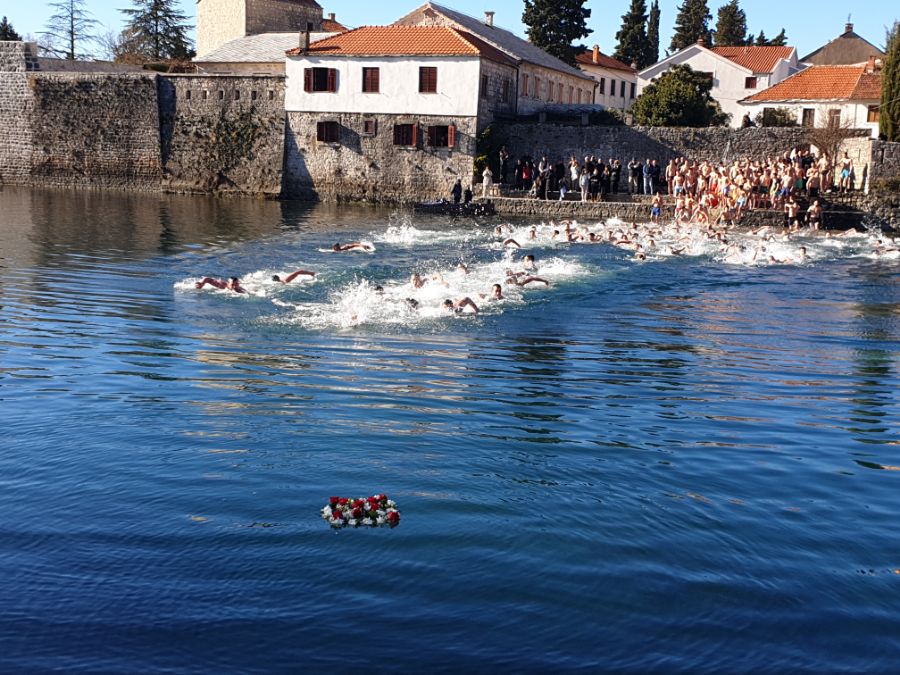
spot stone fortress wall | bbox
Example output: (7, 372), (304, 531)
(2, 41), (899, 209)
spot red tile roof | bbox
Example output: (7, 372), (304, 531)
(743, 64), (881, 102)
(575, 49), (635, 73)
(711, 45), (795, 73)
(286, 25), (517, 66)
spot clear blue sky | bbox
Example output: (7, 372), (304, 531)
(6, 0), (895, 60)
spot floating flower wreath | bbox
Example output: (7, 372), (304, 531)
(322, 494), (400, 529)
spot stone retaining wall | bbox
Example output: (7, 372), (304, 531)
(158, 74), (286, 195)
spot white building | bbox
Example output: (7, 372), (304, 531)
(740, 60), (883, 138)
(638, 42), (799, 127)
(575, 46), (637, 111)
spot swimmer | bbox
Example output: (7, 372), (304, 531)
(442, 297), (479, 314)
(503, 238), (522, 248)
(332, 242), (374, 252)
(410, 273), (425, 289)
(457, 262), (469, 275)
(195, 276), (246, 294)
(527, 226), (537, 240)
(505, 271), (550, 287)
(522, 254), (536, 271)
(479, 283), (504, 301)
(272, 269), (316, 284)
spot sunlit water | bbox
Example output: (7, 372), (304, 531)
(2, 186), (900, 672)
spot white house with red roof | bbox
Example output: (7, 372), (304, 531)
(740, 59), (883, 138)
(575, 46), (637, 111)
(637, 41), (799, 127)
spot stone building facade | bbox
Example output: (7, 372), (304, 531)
(196, 0), (324, 58)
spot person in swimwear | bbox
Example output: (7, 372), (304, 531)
(443, 297), (479, 314)
(195, 276), (246, 293)
(272, 269), (316, 283)
(332, 242), (373, 252)
(505, 271), (550, 287)
(479, 284), (504, 301)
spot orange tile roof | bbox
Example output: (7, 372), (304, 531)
(286, 25), (517, 66)
(853, 71), (883, 100)
(743, 64), (880, 102)
(575, 49), (635, 73)
(711, 45), (794, 73)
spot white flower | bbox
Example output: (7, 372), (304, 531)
(386, 500), (396, 508)
(362, 518), (373, 526)
(376, 516), (386, 525)
(322, 506), (332, 518)
(347, 519), (357, 527)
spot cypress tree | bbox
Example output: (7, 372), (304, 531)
(767, 28), (788, 46)
(0, 16), (22, 41)
(755, 30), (768, 46)
(714, 0), (747, 47)
(882, 22), (900, 142)
(670, 0), (712, 52)
(646, 1), (661, 66)
(522, 0), (592, 67)
(614, 0), (649, 69)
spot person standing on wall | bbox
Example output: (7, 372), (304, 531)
(482, 165), (494, 199)
(499, 146), (510, 184)
(451, 179), (462, 204)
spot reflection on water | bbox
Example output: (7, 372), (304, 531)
(2, 186), (900, 672)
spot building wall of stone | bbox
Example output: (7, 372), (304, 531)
(196, 61), (286, 76)
(476, 60), (518, 131)
(246, 0), (321, 36)
(517, 63), (596, 115)
(283, 112), (477, 202)
(158, 74), (286, 195)
(196, 0), (247, 58)
(870, 141), (900, 182)
(27, 73), (162, 189)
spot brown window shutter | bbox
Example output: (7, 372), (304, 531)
(412, 123), (418, 147)
(327, 69), (337, 92)
(448, 124), (456, 148)
(304, 69), (312, 93)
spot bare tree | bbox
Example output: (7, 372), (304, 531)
(41, 0), (98, 60)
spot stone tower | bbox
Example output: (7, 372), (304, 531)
(196, 0), (324, 57)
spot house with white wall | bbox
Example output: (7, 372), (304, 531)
(740, 60), (883, 138)
(575, 46), (637, 111)
(393, 3), (597, 114)
(637, 42), (799, 126)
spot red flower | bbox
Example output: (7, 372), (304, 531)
(338, 498), (349, 506)
(352, 507), (363, 519)
(386, 511), (400, 526)
(353, 499), (364, 509)
(329, 496), (340, 507)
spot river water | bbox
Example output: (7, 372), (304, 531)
(2, 186), (899, 672)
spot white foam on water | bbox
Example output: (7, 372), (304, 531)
(374, 224), (486, 247)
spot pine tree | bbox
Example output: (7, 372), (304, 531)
(120, 0), (193, 61)
(670, 0), (712, 52)
(768, 28), (788, 46)
(522, 0), (592, 66)
(714, 0), (746, 47)
(41, 0), (98, 59)
(614, 0), (648, 69)
(0, 16), (22, 40)
(882, 22), (900, 142)
(646, 1), (661, 67)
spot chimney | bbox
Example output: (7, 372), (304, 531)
(697, 36), (705, 47)
(845, 22), (854, 33)
(301, 30), (310, 54)
(867, 55), (876, 73)
(328, 12), (335, 22)
(485, 11), (495, 27)
(592, 45), (599, 64)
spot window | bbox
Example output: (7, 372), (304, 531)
(828, 109), (841, 127)
(802, 108), (815, 127)
(316, 121), (340, 143)
(251, 90), (258, 101)
(522, 74), (530, 97)
(745, 76), (758, 89)
(363, 119), (377, 136)
(577, 89), (582, 104)
(698, 71), (714, 84)
(568, 86), (574, 104)
(621, 80), (626, 97)
(184, 90), (192, 100)
(362, 67), (380, 93)
(419, 67), (437, 93)
(218, 90), (224, 100)
(393, 123), (417, 147)
(548, 82), (554, 102)
(534, 77), (541, 99)
(304, 67), (338, 93)
(234, 90), (240, 100)
(599, 78), (605, 95)
(630, 82), (636, 99)
(202, 90), (208, 100)
(481, 74), (488, 99)
(501, 79), (510, 103)
(267, 90), (274, 101)
(867, 105), (881, 123)
(427, 124), (455, 148)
